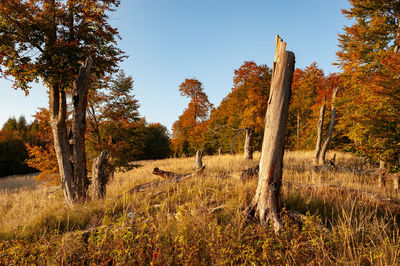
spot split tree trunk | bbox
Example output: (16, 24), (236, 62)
(91, 150), (111, 199)
(244, 127), (254, 160)
(244, 35), (295, 232)
(319, 87), (339, 165)
(313, 95), (326, 165)
(50, 58), (93, 204)
(194, 150), (203, 169)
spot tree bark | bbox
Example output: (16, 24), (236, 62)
(91, 150), (110, 199)
(244, 35), (295, 232)
(319, 87), (339, 165)
(378, 160), (386, 188)
(50, 82), (74, 205)
(50, 58), (93, 204)
(313, 95), (326, 165)
(194, 150), (203, 169)
(244, 127), (254, 160)
(70, 57), (93, 202)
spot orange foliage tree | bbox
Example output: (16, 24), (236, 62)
(172, 78), (213, 156)
(206, 62), (271, 153)
(336, 0), (400, 171)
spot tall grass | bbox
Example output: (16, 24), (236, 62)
(0, 151), (399, 264)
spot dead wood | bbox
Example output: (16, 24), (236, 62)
(240, 163), (259, 181)
(244, 35), (295, 233)
(123, 166), (206, 194)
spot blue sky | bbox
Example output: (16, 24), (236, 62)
(0, 0), (351, 131)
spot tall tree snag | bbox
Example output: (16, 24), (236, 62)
(244, 127), (254, 160)
(71, 58), (93, 201)
(244, 35), (295, 232)
(319, 87), (338, 164)
(313, 95), (326, 165)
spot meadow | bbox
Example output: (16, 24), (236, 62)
(0, 151), (399, 265)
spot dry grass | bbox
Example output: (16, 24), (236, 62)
(0, 151), (399, 264)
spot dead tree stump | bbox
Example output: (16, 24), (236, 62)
(244, 127), (254, 160)
(313, 95), (326, 165)
(91, 150), (111, 199)
(244, 35), (295, 232)
(194, 150), (203, 169)
(319, 87), (339, 164)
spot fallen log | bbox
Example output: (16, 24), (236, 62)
(240, 164), (259, 181)
(123, 166), (206, 194)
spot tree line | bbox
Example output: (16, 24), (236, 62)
(171, 0), (400, 174)
(0, 0), (399, 204)
(0, 71), (171, 179)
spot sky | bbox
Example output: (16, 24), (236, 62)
(0, 0), (351, 131)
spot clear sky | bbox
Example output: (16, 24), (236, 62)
(0, 0), (351, 131)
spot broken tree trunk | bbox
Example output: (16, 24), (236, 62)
(244, 35), (295, 232)
(50, 58), (93, 205)
(194, 150), (203, 169)
(123, 166), (206, 194)
(319, 87), (338, 165)
(91, 150), (111, 199)
(70, 57), (93, 202)
(244, 128), (254, 160)
(313, 95), (326, 165)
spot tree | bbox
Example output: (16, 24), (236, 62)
(336, 0), (400, 172)
(0, 0), (123, 204)
(245, 36), (295, 232)
(0, 116), (38, 177)
(287, 63), (326, 150)
(142, 123), (171, 160)
(206, 62), (272, 154)
(172, 78), (212, 156)
(25, 108), (59, 184)
(86, 70), (143, 170)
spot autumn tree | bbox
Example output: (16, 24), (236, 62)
(287, 63), (326, 150)
(25, 108), (59, 184)
(206, 62), (271, 154)
(336, 0), (400, 172)
(172, 78), (212, 156)
(0, 0), (123, 203)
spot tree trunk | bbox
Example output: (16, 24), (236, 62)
(319, 87), (339, 165)
(313, 95), (326, 165)
(91, 150), (111, 199)
(70, 57), (93, 202)
(244, 127), (254, 160)
(50, 83), (74, 205)
(50, 58), (93, 204)
(296, 110), (300, 139)
(244, 35), (295, 232)
(194, 150), (203, 169)
(394, 174), (399, 192)
(378, 160), (386, 188)
(218, 148), (222, 156)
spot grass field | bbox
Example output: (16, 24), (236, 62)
(0, 151), (399, 264)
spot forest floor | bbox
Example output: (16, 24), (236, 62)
(0, 151), (399, 265)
